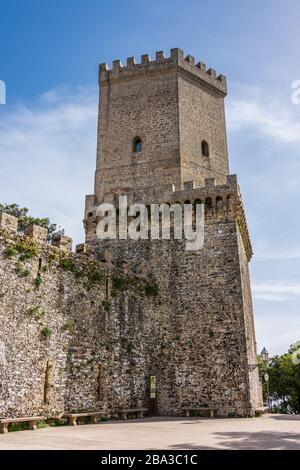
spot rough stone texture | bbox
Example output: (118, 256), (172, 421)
(0, 48), (262, 419)
(0, 229), (158, 418)
(24, 224), (48, 243)
(0, 213), (18, 233)
(84, 47), (262, 417)
(92, 48), (228, 207)
(88, 206), (260, 417)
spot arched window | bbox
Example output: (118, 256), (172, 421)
(133, 136), (142, 153)
(202, 140), (209, 157)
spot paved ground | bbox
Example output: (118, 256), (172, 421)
(0, 415), (299, 450)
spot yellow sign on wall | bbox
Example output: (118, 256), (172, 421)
(150, 375), (156, 399)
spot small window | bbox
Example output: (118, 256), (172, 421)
(133, 137), (142, 153)
(202, 140), (209, 157)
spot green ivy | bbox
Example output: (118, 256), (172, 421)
(41, 326), (52, 339)
(59, 258), (75, 272)
(102, 300), (111, 312)
(15, 240), (38, 260)
(5, 246), (19, 258)
(63, 321), (73, 332)
(35, 275), (42, 289)
(15, 261), (30, 277)
(145, 283), (159, 296)
(28, 306), (45, 319)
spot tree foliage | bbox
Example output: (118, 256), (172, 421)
(0, 203), (64, 242)
(258, 341), (300, 413)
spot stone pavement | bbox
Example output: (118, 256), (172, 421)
(0, 415), (299, 450)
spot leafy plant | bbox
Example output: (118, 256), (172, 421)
(258, 341), (300, 413)
(28, 306), (45, 319)
(36, 421), (48, 429)
(8, 422), (29, 432)
(35, 275), (43, 289)
(102, 300), (111, 312)
(88, 271), (102, 284)
(63, 321), (73, 332)
(112, 276), (127, 291)
(41, 326), (52, 339)
(15, 261), (30, 277)
(59, 258), (75, 272)
(5, 246), (19, 258)
(16, 240), (38, 260)
(145, 283), (159, 296)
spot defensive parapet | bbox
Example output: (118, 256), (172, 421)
(0, 213), (73, 253)
(0, 212), (153, 279)
(99, 47), (227, 96)
(84, 174), (253, 262)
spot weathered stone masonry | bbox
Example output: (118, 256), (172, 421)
(85, 48), (262, 416)
(0, 47), (262, 419)
(0, 215), (160, 418)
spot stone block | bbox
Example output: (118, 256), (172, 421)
(25, 224), (48, 242)
(52, 235), (73, 253)
(0, 213), (18, 233)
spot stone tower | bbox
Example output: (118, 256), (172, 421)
(84, 48), (262, 417)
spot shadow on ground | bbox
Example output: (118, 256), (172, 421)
(268, 414), (300, 421)
(168, 431), (300, 450)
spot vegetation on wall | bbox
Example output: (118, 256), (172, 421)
(0, 203), (64, 242)
(41, 326), (53, 339)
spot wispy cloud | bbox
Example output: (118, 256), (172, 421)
(0, 85), (98, 244)
(252, 282), (300, 301)
(227, 84), (300, 143)
(255, 250), (300, 260)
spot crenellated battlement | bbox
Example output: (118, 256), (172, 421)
(99, 47), (227, 95)
(84, 174), (252, 261)
(0, 212), (73, 253)
(0, 213), (153, 278)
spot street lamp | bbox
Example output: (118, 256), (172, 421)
(261, 348), (270, 411)
(261, 347), (269, 363)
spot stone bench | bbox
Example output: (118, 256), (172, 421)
(63, 412), (102, 426)
(0, 416), (45, 434)
(117, 408), (148, 420)
(255, 407), (268, 417)
(183, 407), (218, 418)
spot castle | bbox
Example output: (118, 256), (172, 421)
(0, 48), (262, 419)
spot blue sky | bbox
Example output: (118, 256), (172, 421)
(0, 0), (300, 355)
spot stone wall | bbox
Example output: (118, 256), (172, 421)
(178, 70), (229, 187)
(0, 207), (261, 419)
(0, 217), (158, 418)
(88, 187), (261, 417)
(93, 48), (228, 207)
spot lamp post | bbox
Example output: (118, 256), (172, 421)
(261, 347), (269, 363)
(261, 347), (270, 411)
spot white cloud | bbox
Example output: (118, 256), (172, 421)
(0, 85), (98, 245)
(252, 282), (300, 301)
(255, 250), (300, 260)
(254, 294), (291, 302)
(227, 84), (300, 143)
